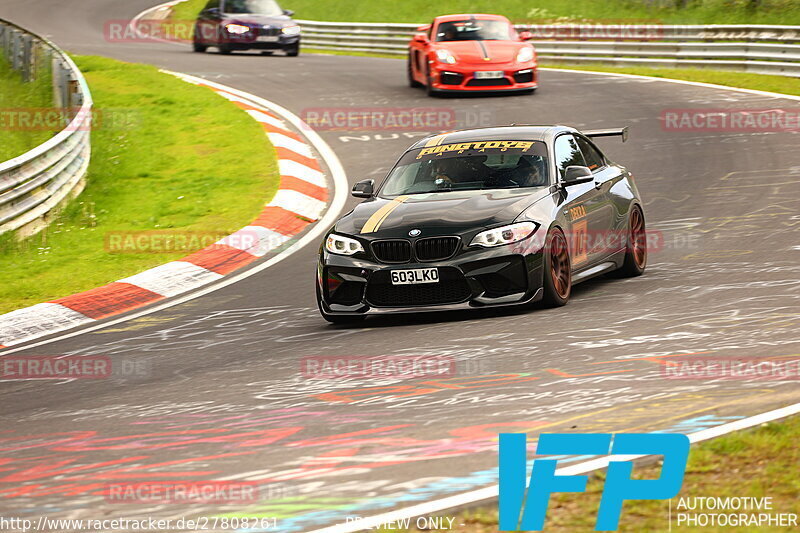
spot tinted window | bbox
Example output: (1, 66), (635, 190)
(436, 19), (514, 42)
(223, 0), (283, 15)
(554, 135), (586, 178)
(576, 136), (606, 171)
(380, 141), (550, 196)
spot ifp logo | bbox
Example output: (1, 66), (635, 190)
(499, 433), (690, 531)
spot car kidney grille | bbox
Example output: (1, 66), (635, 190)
(372, 240), (412, 263)
(366, 268), (471, 307)
(415, 237), (460, 261)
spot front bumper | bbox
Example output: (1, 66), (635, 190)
(318, 243), (545, 317)
(429, 62), (538, 92)
(220, 34), (300, 50)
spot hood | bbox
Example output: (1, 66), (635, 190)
(436, 40), (525, 65)
(222, 14), (292, 26)
(336, 188), (551, 238)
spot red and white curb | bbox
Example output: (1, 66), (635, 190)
(0, 74), (337, 349)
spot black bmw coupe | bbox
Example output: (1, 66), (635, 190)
(317, 125), (647, 323)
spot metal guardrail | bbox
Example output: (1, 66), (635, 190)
(0, 18), (93, 236)
(297, 20), (800, 77)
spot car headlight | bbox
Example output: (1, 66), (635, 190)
(282, 25), (301, 36)
(435, 49), (457, 64)
(470, 222), (539, 248)
(516, 46), (535, 63)
(325, 234), (364, 256)
(225, 23), (251, 34)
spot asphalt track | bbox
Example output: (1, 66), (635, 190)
(1, 1), (799, 530)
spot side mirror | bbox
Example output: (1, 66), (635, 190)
(413, 32), (428, 43)
(562, 166), (594, 186)
(351, 179), (375, 198)
(416, 24), (431, 32)
(283, 9), (295, 16)
(518, 30), (533, 41)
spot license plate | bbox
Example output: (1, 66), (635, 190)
(390, 268), (439, 285)
(257, 35), (279, 42)
(475, 71), (504, 79)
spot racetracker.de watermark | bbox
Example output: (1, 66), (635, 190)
(104, 230), (289, 255)
(0, 356), (151, 380)
(0, 356), (110, 380)
(104, 481), (259, 504)
(0, 108), (139, 132)
(105, 19), (194, 43)
(301, 356), (456, 379)
(300, 107), (494, 132)
(662, 357), (800, 381)
(518, 21), (666, 40)
(661, 108), (800, 132)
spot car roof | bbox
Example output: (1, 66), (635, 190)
(406, 125), (577, 151)
(433, 14), (511, 23)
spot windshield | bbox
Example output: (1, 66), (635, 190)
(223, 0), (283, 15)
(436, 19), (515, 42)
(380, 140), (549, 196)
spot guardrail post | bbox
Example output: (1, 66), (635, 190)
(20, 33), (33, 82)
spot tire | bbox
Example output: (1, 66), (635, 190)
(260, 50), (274, 55)
(193, 41), (207, 53)
(425, 65), (437, 97)
(218, 44), (233, 55)
(541, 227), (571, 307)
(617, 205), (647, 277)
(285, 43), (299, 56)
(408, 57), (422, 88)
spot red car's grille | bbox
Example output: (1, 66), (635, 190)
(466, 77), (512, 87)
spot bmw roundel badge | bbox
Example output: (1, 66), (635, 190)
(409, 229), (422, 237)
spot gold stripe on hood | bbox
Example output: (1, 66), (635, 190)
(361, 195), (410, 234)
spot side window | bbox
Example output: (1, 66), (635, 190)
(554, 135), (586, 179)
(576, 136), (606, 172)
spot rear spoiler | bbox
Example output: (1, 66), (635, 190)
(583, 127), (629, 143)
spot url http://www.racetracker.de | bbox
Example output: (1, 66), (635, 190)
(0, 516), (279, 532)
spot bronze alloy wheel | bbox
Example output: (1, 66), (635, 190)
(630, 207), (647, 269)
(549, 230), (571, 300)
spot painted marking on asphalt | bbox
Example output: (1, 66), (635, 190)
(278, 159), (327, 188)
(268, 190), (326, 221)
(118, 261), (224, 298)
(51, 283), (163, 320)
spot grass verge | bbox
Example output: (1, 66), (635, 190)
(167, 0), (800, 25)
(376, 415), (800, 532)
(0, 55), (54, 161)
(0, 55), (279, 314)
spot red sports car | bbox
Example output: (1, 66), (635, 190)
(408, 14), (537, 96)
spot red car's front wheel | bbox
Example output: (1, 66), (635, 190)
(407, 57), (422, 88)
